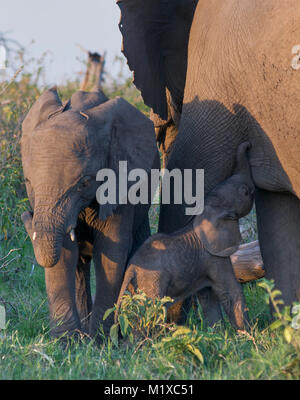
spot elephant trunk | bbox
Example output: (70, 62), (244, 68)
(32, 234), (63, 269)
(32, 210), (65, 268)
(22, 207), (70, 268)
(233, 141), (254, 192)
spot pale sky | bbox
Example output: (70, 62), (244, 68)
(0, 0), (131, 85)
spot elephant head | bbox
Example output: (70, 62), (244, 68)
(193, 142), (254, 257)
(21, 87), (157, 268)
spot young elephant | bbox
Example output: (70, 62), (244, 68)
(117, 142), (254, 330)
(21, 88), (159, 341)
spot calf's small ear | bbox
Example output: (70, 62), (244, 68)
(69, 90), (108, 111)
(22, 87), (62, 138)
(193, 207), (242, 257)
(87, 97), (158, 221)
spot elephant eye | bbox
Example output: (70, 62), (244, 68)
(239, 184), (250, 197)
(78, 176), (93, 191)
(224, 211), (238, 221)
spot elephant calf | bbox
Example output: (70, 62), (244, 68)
(21, 87), (159, 341)
(117, 142), (254, 330)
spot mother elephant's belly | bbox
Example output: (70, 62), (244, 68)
(249, 124), (300, 198)
(251, 162), (296, 195)
(184, 0), (300, 198)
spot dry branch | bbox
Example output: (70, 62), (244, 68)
(80, 51), (106, 91)
(231, 240), (265, 283)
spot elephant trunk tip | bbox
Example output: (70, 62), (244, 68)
(32, 236), (62, 268)
(35, 250), (59, 268)
(234, 141), (254, 188)
(235, 142), (251, 171)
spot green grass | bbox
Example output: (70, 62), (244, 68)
(0, 53), (299, 380)
(0, 261), (299, 380)
(1, 232), (299, 380)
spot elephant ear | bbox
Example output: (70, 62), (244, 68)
(87, 97), (158, 221)
(193, 206), (242, 257)
(22, 87), (62, 139)
(117, 0), (198, 120)
(69, 90), (108, 111)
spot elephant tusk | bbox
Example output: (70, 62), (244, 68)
(32, 232), (37, 241)
(70, 229), (76, 242)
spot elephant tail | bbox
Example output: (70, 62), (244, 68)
(114, 266), (136, 324)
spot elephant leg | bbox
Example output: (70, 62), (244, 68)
(195, 288), (224, 327)
(166, 291), (223, 327)
(130, 213), (151, 257)
(75, 256), (92, 334)
(210, 258), (249, 330)
(89, 205), (134, 341)
(167, 298), (192, 325)
(156, 122), (178, 169)
(255, 189), (300, 304)
(44, 235), (81, 339)
(130, 175), (159, 257)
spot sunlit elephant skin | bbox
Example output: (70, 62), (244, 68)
(117, 0), (300, 324)
(117, 142), (254, 330)
(21, 88), (159, 340)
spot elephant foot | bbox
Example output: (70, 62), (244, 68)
(54, 329), (91, 350)
(49, 312), (82, 340)
(75, 256), (93, 334)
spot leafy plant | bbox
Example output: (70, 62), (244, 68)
(257, 278), (300, 376)
(0, 68), (41, 245)
(104, 290), (226, 365)
(104, 290), (174, 346)
(154, 326), (205, 363)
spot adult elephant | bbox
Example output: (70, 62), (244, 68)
(117, 0), (300, 320)
(21, 88), (159, 340)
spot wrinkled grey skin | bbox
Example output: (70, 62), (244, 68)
(117, 142), (254, 330)
(117, 0), (198, 168)
(117, 0), (300, 324)
(21, 88), (159, 340)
